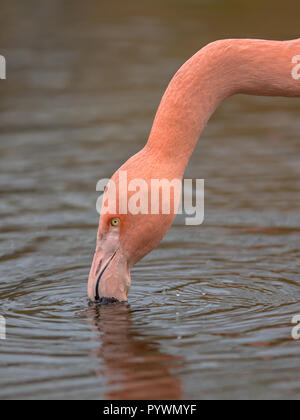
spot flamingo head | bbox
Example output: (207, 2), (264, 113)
(87, 150), (180, 303)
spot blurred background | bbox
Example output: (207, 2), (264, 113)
(0, 0), (300, 400)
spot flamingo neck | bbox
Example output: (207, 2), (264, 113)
(145, 38), (300, 175)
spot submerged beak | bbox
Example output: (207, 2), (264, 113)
(88, 245), (131, 303)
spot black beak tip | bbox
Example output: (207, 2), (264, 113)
(99, 297), (119, 305)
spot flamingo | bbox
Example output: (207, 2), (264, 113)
(87, 305), (182, 399)
(88, 38), (300, 303)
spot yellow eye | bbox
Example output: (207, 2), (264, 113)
(110, 217), (120, 227)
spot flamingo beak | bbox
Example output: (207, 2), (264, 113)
(87, 244), (131, 304)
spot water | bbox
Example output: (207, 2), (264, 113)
(1, 0), (300, 400)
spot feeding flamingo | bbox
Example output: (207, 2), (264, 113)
(88, 38), (300, 303)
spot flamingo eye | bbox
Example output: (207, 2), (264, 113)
(110, 217), (120, 227)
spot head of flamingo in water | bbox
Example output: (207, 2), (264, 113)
(88, 38), (300, 303)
